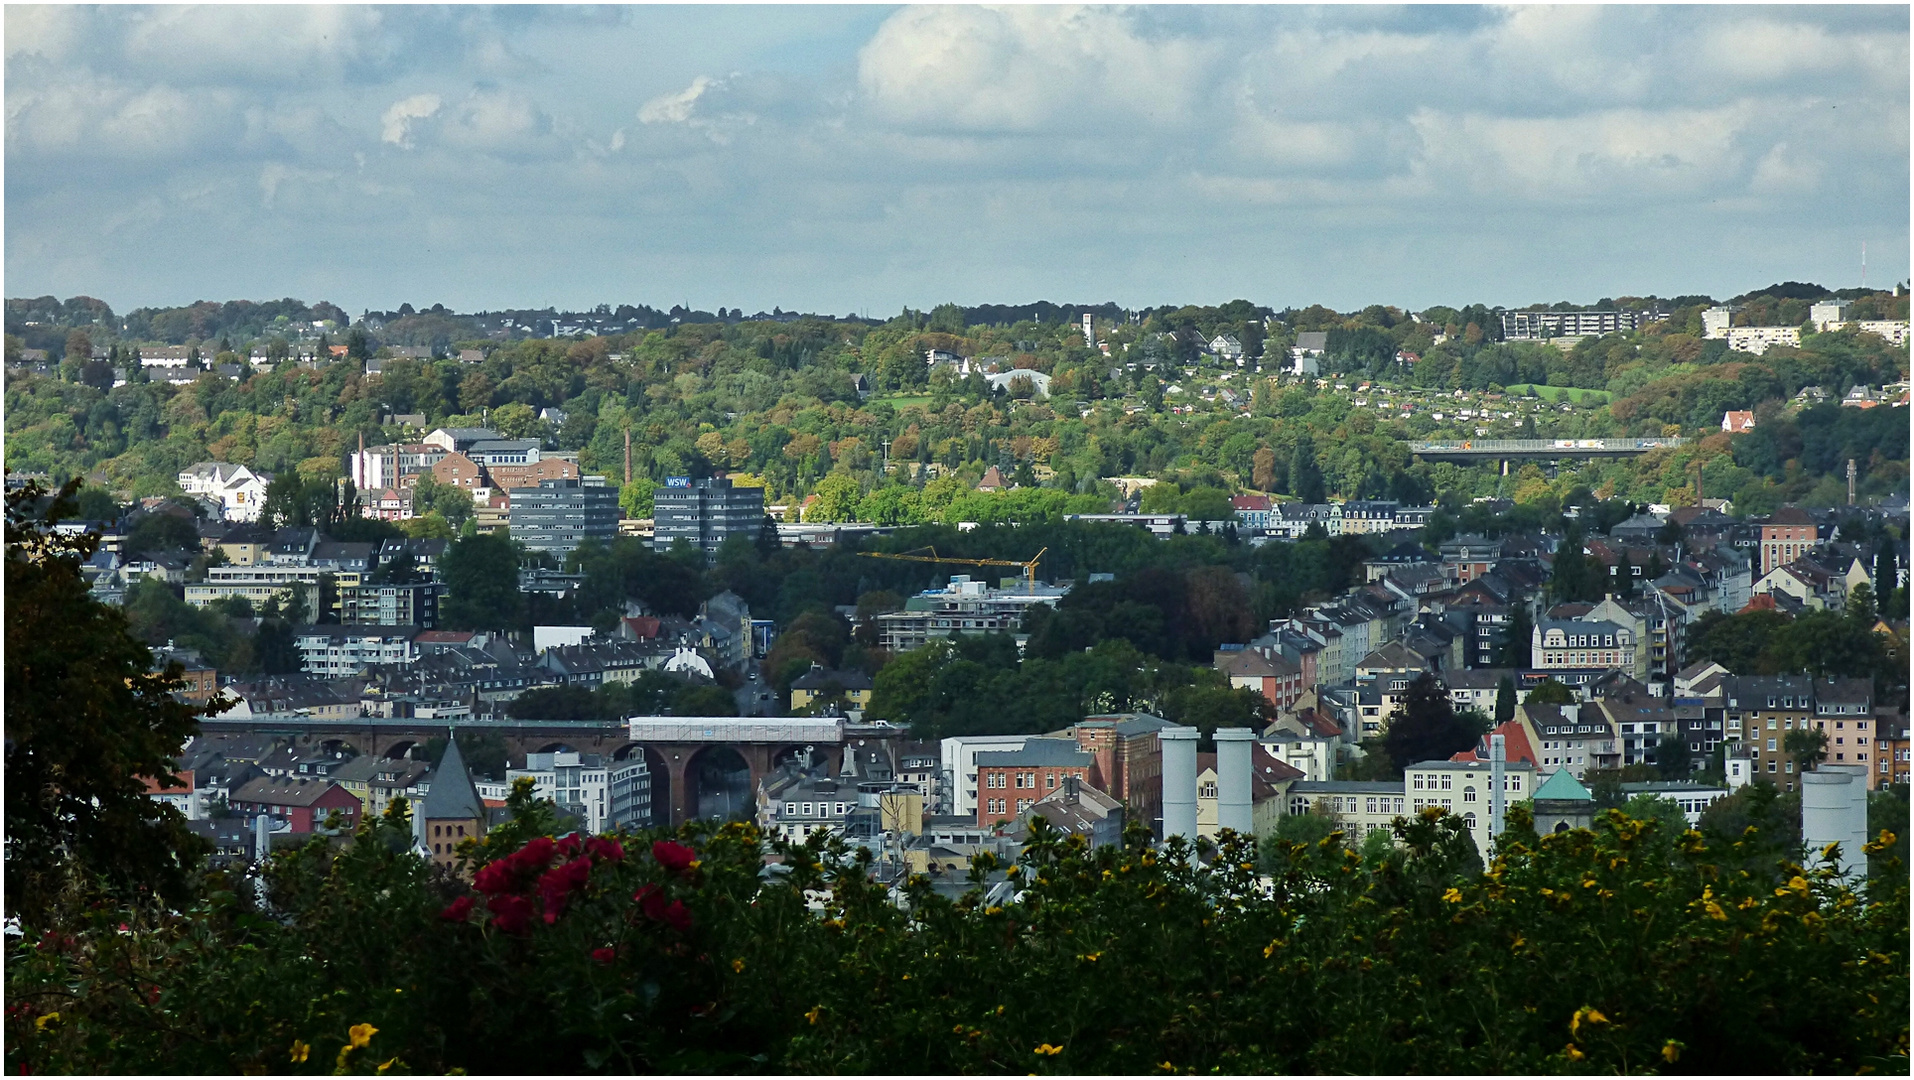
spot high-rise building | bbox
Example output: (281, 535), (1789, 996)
(651, 477), (766, 559)
(509, 477), (619, 555)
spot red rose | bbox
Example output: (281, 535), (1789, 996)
(512, 836), (558, 872)
(635, 883), (668, 922)
(557, 833), (584, 858)
(591, 947), (616, 964)
(652, 840), (697, 874)
(661, 900), (693, 933)
(586, 837), (625, 863)
(472, 860), (514, 896)
(487, 893), (535, 935)
(440, 895), (475, 922)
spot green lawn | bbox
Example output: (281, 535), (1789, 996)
(879, 394), (936, 409)
(1504, 383), (1613, 404)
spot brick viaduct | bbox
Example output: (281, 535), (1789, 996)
(199, 715), (852, 827)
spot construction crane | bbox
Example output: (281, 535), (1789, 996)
(858, 546), (1049, 592)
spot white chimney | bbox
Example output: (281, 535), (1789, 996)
(1214, 727), (1254, 835)
(1159, 726), (1200, 842)
(1802, 765), (1869, 880)
(254, 813), (271, 864)
(1489, 734), (1506, 840)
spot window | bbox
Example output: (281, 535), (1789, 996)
(1463, 786), (1477, 803)
(1412, 776), (1423, 790)
(1464, 813), (1477, 829)
(1365, 797), (1378, 814)
(1441, 776), (1453, 791)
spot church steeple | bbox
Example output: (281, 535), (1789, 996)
(421, 732), (487, 871)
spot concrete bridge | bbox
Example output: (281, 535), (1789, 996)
(198, 715), (850, 827)
(1410, 437), (1683, 472)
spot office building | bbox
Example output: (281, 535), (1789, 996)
(509, 477), (619, 555)
(651, 476), (766, 559)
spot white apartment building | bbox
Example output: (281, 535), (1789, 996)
(1405, 759), (1533, 855)
(293, 626), (419, 677)
(1725, 326), (1800, 356)
(186, 565), (326, 615)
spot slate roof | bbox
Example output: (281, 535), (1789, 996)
(421, 738), (487, 822)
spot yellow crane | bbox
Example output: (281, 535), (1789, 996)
(858, 546), (1049, 591)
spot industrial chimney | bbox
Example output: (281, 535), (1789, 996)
(1489, 733), (1507, 840)
(1214, 727), (1254, 835)
(1159, 726), (1199, 842)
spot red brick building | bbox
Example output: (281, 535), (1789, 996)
(975, 739), (1094, 827)
(1214, 647), (1305, 712)
(1071, 714), (1170, 833)
(1760, 506), (1819, 576)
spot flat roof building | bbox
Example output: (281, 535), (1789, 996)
(652, 477), (766, 560)
(510, 477), (619, 555)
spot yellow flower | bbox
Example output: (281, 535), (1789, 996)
(1035, 1044), (1063, 1056)
(1565, 1044), (1585, 1062)
(731, 958), (746, 973)
(349, 1023), (379, 1049)
(34, 1012), (60, 1031)
(1662, 1040), (1682, 1063)
(1703, 900), (1727, 921)
(1442, 888), (1463, 904)
(376, 1057), (402, 1074)
(806, 1006), (823, 1025)
(290, 1040), (311, 1064)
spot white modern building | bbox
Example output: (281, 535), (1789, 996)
(508, 751), (613, 835)
(940, 734), (1031, 819)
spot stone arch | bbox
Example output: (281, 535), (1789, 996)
(382, 739), (425, 761)
(685, 745), (753, 823)
(534, 742), (578, 755)
(320, 738), (360, 757)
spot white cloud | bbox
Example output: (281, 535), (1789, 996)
(381, 94), (442, 148)
(639, 76), (718, 125)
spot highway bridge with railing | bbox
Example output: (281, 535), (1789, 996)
(1409, 437), (1684, 467)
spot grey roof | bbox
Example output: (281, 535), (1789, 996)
(975, 738), (1093, 768)
(1079, 713), (1173, 737)
(421, 737), (487, 822)
(1291, 780), (1405, 795)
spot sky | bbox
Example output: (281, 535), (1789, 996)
(5, 4), (1909, 318)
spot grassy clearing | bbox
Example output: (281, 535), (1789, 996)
(1505, 383), (1614, 404)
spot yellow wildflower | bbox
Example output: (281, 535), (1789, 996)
(1035, 1044), (1063, 1056)
(290, 1040), (311, 1064)
(34, 1012), (60, 1031)
(806, 1006), (823, 1025)
(732, 958), (746, 973)
(1662, 1040), (1682, 1063)
(376, 1057), (402, 1074)
(1703, 900), (1727, 921)
(1442, 888), (1463, 904)
(349, 1023), (379, 1049)
(1565, 1044), (1585, 1062)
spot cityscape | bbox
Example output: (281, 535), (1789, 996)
(4, 4), (1908, 1076)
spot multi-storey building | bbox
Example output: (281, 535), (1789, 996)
(1406, 759), (1534, 854)
(293, 625), (419, 677)
(874, 575), (1070, 653)
(651, 476), (767, 559)
(337, 581), (444, 628)
(1532, 619), (1635, 673)
(1760, 506), (1819, 575)
(1214, 646), (1305, 712)
(185, 565), (326, 615)
(1070, 713), (1169, 832)
(177, 462), (271, 522)
(507, 751), (613, 834)
(974, 739), (1094, 827)
(509, 477), (620, 555)
(1721, 675), (1816, 791)
(1498, 309), (1658, 340)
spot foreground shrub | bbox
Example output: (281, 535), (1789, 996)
(5, 799), (1906, 1075)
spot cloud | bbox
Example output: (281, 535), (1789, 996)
(3, 5), (1907, 313)
(382, 94), (443, 149)
(639, 76), (719, 125)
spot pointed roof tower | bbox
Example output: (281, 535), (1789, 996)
(422, 734), (486, 823)
(1532, 769), (1594, 802)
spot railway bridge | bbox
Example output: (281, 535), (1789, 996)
(1409, 437), (1684, 473)
(198, 715), (850, 827)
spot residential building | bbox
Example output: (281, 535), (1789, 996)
(1214, 646), (1305, 713)
(177, 462), (271, 522)
(1498, 309), (1656, 339)
(651, 476), (766, 559)
(185, 564), (326, 615)
(510, 477), (620, 555)
(1587, 689), (1678, 768)
(143, 770), (200, 820)
(1760, 506), (1820, 576)
(1287, 780), (1407, 841)
(609, 756), (655, 829)
(228, 775), (361, 834)
(941, 735), (1031, 818)
(1532, 619), (1635, 674)
(337, 581), (444, 628)
(1004, 776), (1125, 848)
(1726, 326), (1801, 355)
(1439, 534), (1500, 585)
(790, 664), (875, 712)
(758, 770), (858, 843)
(875, 575), (1070, 653)
(1721, 675), (1816, 791)
(293, 625), (419, 677)
(330, 756), (431, 820)
(1518, 703), (1620, 779)
(1231, 494), (1274, 532)
(350, 441), (449, 492)
(974, 739), (1094, 828)
(1809, 678), (1880, 787)
(1721, 410), (1756, 433)
(508, 751), (613, 834)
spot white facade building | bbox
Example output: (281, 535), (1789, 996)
(940, 735), (1031, 818)
(178, 462), (271, 522)
(508, 752), (613, 835)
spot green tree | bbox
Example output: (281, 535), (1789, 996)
(1654, 733), (1692, 780)
(1493, 675), (1517, 726)
(1289, 432), (1325, 503)
(5, 480), (223, 924)
(441, 531), (522, 630)
(1784, 728), (1830, 773)
(1381, 673), (1486, 773)
(1494, 606), (1533, 668)
(1524, 679), (1576, 706)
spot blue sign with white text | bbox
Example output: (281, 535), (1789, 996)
(665, 476), (692, 488)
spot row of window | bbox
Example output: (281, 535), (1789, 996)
(983, 798), (1034, 816)
(782, 801), (851, 818)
